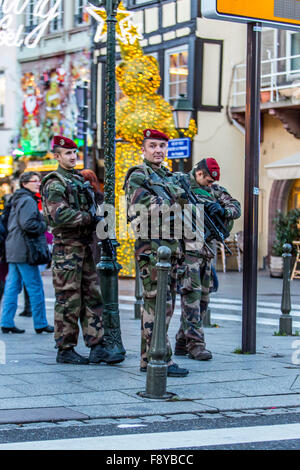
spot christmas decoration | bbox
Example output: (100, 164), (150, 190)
(87, 2), (197, 277)
(17, 51), (91, 160)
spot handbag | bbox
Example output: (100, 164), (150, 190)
(17, 202), (51, 266)
(23, 233), (52, 266)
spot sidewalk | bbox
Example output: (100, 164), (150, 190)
(0, 269), (300, 426)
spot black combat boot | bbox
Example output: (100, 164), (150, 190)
(56, 348), (89, 365)
(89, 342), (125, 364)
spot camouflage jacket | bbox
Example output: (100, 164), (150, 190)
(189, 169), (241, 220)
(185, 170), (241, 258)
(40, 165), (93, 245)
(124, 159), (185, 257)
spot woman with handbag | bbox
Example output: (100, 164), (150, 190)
(0, 172), (54, 334)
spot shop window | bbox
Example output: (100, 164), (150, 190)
(288, 178), (300, 211)
(164, 46), (189, 105)
(49, 0), (64, 33)
(74, 0), (88, 27)
(286, 31), (300, 77)
(0, 72), (5, 125)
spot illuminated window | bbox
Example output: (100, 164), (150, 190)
(74, 0), (88, 27)
(49, 0), (64, 33)
(164, 46), (188, 104)
(0, 72), (5, 125)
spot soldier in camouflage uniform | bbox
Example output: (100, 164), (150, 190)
(175, 157), (241, 360)
(124, 129), (189, 377)
(41, 135), (124, 365)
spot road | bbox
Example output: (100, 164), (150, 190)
(0, 411), (300, 450)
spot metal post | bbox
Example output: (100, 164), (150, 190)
(138, 247), (175, 399)
(83, 81), (89, 169)
(134, 260), (143, 319)
(97, 0), (125, 356)
(90, 16), (98, 172)
(279, 243), (292, 335)
(242, 23), (261, 354)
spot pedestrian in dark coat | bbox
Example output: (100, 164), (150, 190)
(0, 172), (54, 335)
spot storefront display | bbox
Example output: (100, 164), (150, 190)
(16, 51), (91, 167)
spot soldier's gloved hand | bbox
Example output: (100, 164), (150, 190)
(205, 201), (225, 217)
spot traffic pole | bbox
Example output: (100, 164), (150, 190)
(242, 22), (262, 353)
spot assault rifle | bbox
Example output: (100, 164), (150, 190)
(82, 181), (116, 260)
(177, 175), (232, 255)
(140, 172), (215, 256)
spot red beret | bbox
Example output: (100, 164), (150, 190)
(143, 129), (169, 141)
(205, 158), (220, 181)
(52, 135), (78, 150)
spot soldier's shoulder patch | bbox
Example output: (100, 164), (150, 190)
(46, 180), (66, 194)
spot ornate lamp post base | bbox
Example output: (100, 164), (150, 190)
(97, 241), (126, 356)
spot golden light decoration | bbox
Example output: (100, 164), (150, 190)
(115, 48), (178, 276)
(86, 2), (197, 277)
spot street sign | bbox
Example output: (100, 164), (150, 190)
(202, 0), (300, 30)
(167, 138), (191, 159)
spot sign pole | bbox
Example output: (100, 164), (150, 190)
(242, 22), (262, 353)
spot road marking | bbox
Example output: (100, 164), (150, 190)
(1, 423), (300, 450)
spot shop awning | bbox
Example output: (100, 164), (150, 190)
(265, 152), (300, 180)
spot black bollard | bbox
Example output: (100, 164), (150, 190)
(134, 260), (143, 320)
(279, 243), (293, 335)
(138, 246), (175, 399)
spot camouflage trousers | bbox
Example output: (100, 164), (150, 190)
(52, 243), (104, 350)
(176, 253), (212, 352)
(137, 250), (178, 369)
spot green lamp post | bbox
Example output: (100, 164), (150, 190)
(172, 94), (193, 173)
(95, 0), (126, 356)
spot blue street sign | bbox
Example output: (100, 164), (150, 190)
(167, 138), (191, 159)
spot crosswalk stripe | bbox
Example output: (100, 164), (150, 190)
(45, 296), (299, 327)
(0, 423), (300, 450)
(118, 300), (300, 327)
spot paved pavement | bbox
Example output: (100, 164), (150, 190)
(0, 269), (300, 428)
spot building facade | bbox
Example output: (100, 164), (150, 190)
(93, 0), (246, 240)
(230, 27), (300, 265)
(16, 0), (92, 172)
